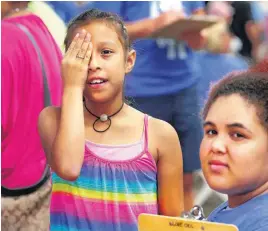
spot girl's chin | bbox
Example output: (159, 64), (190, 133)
(84, 94), (111, 104)
(206, 176), (232, 194)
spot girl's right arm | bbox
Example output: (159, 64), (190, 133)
(38, 30), (92, 181)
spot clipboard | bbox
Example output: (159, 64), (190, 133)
(151, 15), (220, 40)
(138, 213), (239, 231)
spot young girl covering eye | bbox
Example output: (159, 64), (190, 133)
(38, 9), (184, 231)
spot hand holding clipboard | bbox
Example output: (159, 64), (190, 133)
(150, 15), (220, 40)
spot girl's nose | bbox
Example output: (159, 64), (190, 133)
(211, 136), (227, 155)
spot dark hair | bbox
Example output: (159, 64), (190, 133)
(64, 8), (131, 53)
(202, 70), (268, 130)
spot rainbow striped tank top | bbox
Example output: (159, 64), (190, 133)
(50, 115), (158, 231)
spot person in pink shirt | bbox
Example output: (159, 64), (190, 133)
(1, 1), (62, 230)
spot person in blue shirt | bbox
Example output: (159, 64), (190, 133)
(89, 1), (206, 211)
(197, 1), (248, 105)
(47, 1), (79, 24)
(197, 51), (248, 105)
(200, 62), (268, 231)
(47, 1), (94, 24)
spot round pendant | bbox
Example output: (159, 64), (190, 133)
(100, 114), (108, 122)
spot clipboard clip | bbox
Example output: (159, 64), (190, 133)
(181, 205), (206, 221)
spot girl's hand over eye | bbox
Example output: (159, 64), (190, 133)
(61, 30), (92, 90)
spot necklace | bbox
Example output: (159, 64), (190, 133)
(84, 102), (124, 133)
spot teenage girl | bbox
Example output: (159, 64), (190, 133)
(200, 62), (268, 230)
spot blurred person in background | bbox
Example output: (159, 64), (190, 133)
(47, 1), (80, 24)
(230, 1), (264, 62)
(197, 1), (248, 105)
(89, 0), (207, 211)
(47, 1), (93, 25)
(27, 1), (67, 51)
(1, 1), (62, 230)
(251, 1), (268, 62)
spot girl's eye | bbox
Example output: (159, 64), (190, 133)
(231, 132), (245, 140)
(101, 49), (113, 55)
(205, 129), (217, 136)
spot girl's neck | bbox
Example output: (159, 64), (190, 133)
(84, 97), (125, 119)
(228, 181), (268, 208)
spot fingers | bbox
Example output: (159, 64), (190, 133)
(180, 31), (206, 50)
(180, 30), (200, 40)
(82, 41), (92, 65)
(64, 30), (93, 65)
(70, 30), (88, 58)
(65, 33), (79, 57)
(77, 33), (91, 61)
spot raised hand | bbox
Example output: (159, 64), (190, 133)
(180, 30), (207, 50)
(154, 10), (185, 32)
(61, 30), (92, 90)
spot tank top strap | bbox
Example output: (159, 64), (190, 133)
(143, 114), (149, 152)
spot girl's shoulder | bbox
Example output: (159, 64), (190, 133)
(38, 106), (61, 131)
(149, 116), (179, 143)
(127, 105), (179, 141)
(128, 107), (178, 148)
(39, 106), (61, 121)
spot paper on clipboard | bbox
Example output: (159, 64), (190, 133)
(138, 213), (239, 231)
(151, 15), (220, 40)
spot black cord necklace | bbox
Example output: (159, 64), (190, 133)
(84, 102), (124, 133)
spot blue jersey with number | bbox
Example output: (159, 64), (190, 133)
(89, 1), (204, 97)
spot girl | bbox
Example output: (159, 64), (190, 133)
(200, 66), (268, 230)
(38, 9), (184, 231)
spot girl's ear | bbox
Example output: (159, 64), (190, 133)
(125, 49), (136, 74)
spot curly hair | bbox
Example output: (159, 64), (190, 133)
(202, 65), (268, 130)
